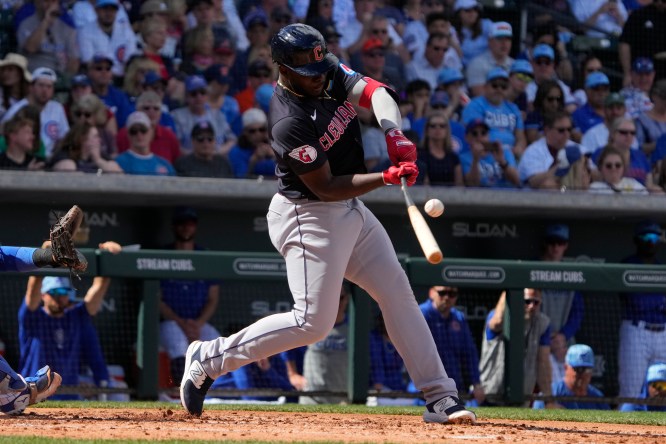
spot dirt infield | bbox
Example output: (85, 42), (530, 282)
(1, 408), (665, 443)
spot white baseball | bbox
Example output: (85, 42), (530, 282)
(424, 199), (444, 218)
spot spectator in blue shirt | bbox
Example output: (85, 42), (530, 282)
(228, 108), (276, 178)
(115, 111), (175, 176)
(572, 72), (609, 134)
(88, 53), (134, 128)
(369, 313), (408, 393)
(620, 362), (666, 412)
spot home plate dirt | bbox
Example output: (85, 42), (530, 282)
(1, 408), (664, 443)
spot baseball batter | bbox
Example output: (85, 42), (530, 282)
(181, 24), (475, 424)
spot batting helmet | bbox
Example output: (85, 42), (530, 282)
(271, 23), (338, 76)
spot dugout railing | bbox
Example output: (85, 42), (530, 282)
(2, 249), (666, 406)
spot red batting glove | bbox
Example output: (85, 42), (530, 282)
(386, 128), (417, 165)
(382, 162), (419, 186)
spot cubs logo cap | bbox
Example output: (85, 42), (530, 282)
(31, 67), (57, 83)
(555, 145), (582, 177)
(565, 344), (594, 368)
(632, 57), (654, 73)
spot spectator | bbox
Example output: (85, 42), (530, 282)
(142, 70), (180, 123)
(402, 0), (447, 60)
(304, 0), (335, 27)
(49, 122), (123, 173)
(538, 224), (585, 347)
(435, 68), (468, 123)
(87, 53), (134, 128)
(180, 24), (215, 75)
(451, 0), (492, 66)
(572, 72), (610, 135)
(418, 285), (484, 405)
(340, 1), (402, 54)
(634, 79), (666, 156)
(122, 55), (162, 100)
(115, 111), (175, 175)
(582, 93), (633, 154)
(243, 9), (271, 54)
(1, 67), (69, 158)
(0, 104), (44, 158)
(618, 220), (666, 399)
(506, 60), (533, 122)
(71, 0), (131, 30)
(572, 55), (604, 108)
(138, 1), (179, 64)
(228, 108), (275, 178)
(159, 207), (221, 383)
(175, 121), (233, 177)
(460, 118), (520, 188)
(621, 57), (655, 119)
(465, 21), (514, 97)
(318, 21), (348, 66)
(19, 241), (122, 399)
(525, 80), (566, 145)
(479, 289), (554, 406)
(0, 53), (31, 121)
(234, 59), (274, 114)
(117, 91), (180, 164)
(69, 94), (118, 158)
(534, 344), (610, 410)
(462, 68), (526, 158)
(369, 313), (408, 394)
(66, 74), (93, 114)
(254, 83), (273, 116)
(203, 63), (241, 135)
(570, 0), (628, 37)
(526, 44), (576, 113)
(549, 332), (567, 383)
(172, 75), (236, 154)
(526, 19), (574, 86)
(619, 0), (666, 84)
(0, 115), (44, 170)
(406, 32), (457, 90)
(519, 111), (578, 189)
(298, 284), (351, 405)
(280, 346), (307, 392)
(17, 0), (80, 75)
(652, 134), (666, 191)
(620, 362), (666, 412)
(78, 0), (138, 77)
(402, 79), (431, 129)
(417, 112), (463, 186)
(355, 37), (404, 94)
(590, 146), (648, 194)
(350, 14), (409, 73)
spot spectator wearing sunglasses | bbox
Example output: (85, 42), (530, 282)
(86, 54), (134, 128)
(525, 80), (566, 145)
(506, 60), (533, 122)
(462, 67), (526, 158)
(234, 59), (274, 114)
(406, 32), (459, 91)
(115, 111), (175, 175)
(69, 94), (118, 159)
(583, 94), (639, 154)
(620, 362), (666, 412)
(479, 289), (555, 407)
(533, 344), (610, 410)
(618, 221), (666, 399)
(590, 146), (648, 194)
(175, 121), (232, 178)
(228, 108), (275, 179)
(19, 240), (123, 400)
(526, 44), (576, 114)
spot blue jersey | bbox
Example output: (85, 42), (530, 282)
(419, 302), (481, 390)
(369, 331), (407, 391)
(620, 255), (666, 324)
(97, 86), (134, 128)
(459, 146), (518, 188)
(572, 103), (604, 134)
(228, 144), (277, 178)
(0, 246), (38, 272)
(462, 97), (524, 150)
(533, 380), (610, 410)
(115, 151), (176, 176)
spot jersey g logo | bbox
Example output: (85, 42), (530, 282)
(313, 45), (323, 62)
(289, 145), (318, 164)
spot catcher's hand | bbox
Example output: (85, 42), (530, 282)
(50, 205), (88, 273)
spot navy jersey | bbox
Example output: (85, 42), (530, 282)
(269, 64), (366, 200)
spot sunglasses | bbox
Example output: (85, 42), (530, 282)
(603, 162), (623, 169)
(437, 289), (459, 297)
(129, 126), (149, 136)
(140, 106), (161, 112)
(617, 129), (636, 136)
(74, 111), (92, 118)
(546, 95), (563, 103)
(189, 89), (207, 97)
(515, 73), (533, 83)
(470, 130), (488, 137)
(524, 299), (540, 306)
(47, 288), (72, 297)
(490, 82), (508, 90)
(573, 367), (593, 375)
(94, 65), (112, 72)
(246, 127), (267, 134)
(535, 58), (553, 66)
(638, 233), (661, 244)
(428, 123), (448, 129)
(553, 126), (572, 134)
(195, 136), (214, 142)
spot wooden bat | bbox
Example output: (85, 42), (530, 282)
(400, 177), (443, 264)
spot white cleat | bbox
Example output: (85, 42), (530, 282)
(423, 396), (477, 424)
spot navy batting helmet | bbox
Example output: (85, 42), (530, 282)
(271, 23), (338, 76)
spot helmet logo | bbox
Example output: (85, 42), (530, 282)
(313, 45), (324, 62)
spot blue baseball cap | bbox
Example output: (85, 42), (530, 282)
(489, 21), (512, 39)
(143, 70), (165, 86)
(96, 0), (119, 8)
(566, 344), (594, 368)
(430, 90), (449, 107)
(185, 75), (207, 92)
(585, 71), (610, 89)
(437, 67), (464, 86)
(632, 57), (654, 74)
(634, 220), (662, 237)
(41, 276), (74, 295)
(647, 363), (666, 383)
(533, 44), (555, 61)
(486, 67), (509, 82)
(545, 223), (569, 241)
(510, 59), (533, 76)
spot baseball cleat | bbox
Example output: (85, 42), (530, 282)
(423, 395), (477, 424)
(27, 366), (62, 405)
(180, 341), (213, 416)
(1, 366), (62, 415)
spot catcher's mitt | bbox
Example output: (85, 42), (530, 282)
(50, 205), (88, 273)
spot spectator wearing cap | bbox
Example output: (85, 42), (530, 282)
(519, 111), (581, 189)
(172, 75), (236, 154)
(71, 0), (131, 30)
(570, 0), (628, 38)
(0, 115), (44, 171)
(534, 344), (610, 410)
(620, 362), (666, 412)
(634, 79), (666, 154)
(355, 37), (404, 95)
(460, 119), (519, 188)
(406, 32), (460, 90)
(17, 0), (80, 75)
(582, 93), (636, 154)
(0, 53), (31, 121)
(465, 21), (514, 97)
(351, 15), (410, 71)
(506, 60), (533, 120)
(78, 0), (139, 77)
(526, 44), (576, 113)
(572, 72), (610, 135)
(436, 68), (468, 123)
(117, 91), (180, 164)
(416, 112), (463, 186)
(462, 67), (526, 158)
(620, 57), (655, 119)
(619, 1), (666, 86)
(450, 0), (493, 66)
(174, 121), (233, 177)
(115, 111), (175, 175)
(228, 108), (275, 178)
(243, 9), (270, 52)
(619, 221), (666, 399)
(235, 59), (274, 114)
(204, 64), (241, 136)
(86, 53), (134, 128)
(209, 24), (247, 96)
(590, 146), (648, 194)
(1, 68), (69, 158)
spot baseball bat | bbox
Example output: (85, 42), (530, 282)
(400, 177), (443, 264)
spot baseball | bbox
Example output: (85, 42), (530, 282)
(424, 199), (444, 218)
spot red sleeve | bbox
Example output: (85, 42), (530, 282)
(117, 128), (129, 153)
(358, 77), (399, 109)
(166, 128), (181, 162)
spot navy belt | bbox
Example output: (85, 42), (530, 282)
(631, 320), (666, 332)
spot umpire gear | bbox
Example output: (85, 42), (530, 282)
(271, 23), (338, 76)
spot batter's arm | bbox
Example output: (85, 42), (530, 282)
(299, 162), (386, 201)
(348, 78), (402, 133)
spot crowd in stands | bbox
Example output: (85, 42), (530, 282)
(0, 0), (665, 192)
